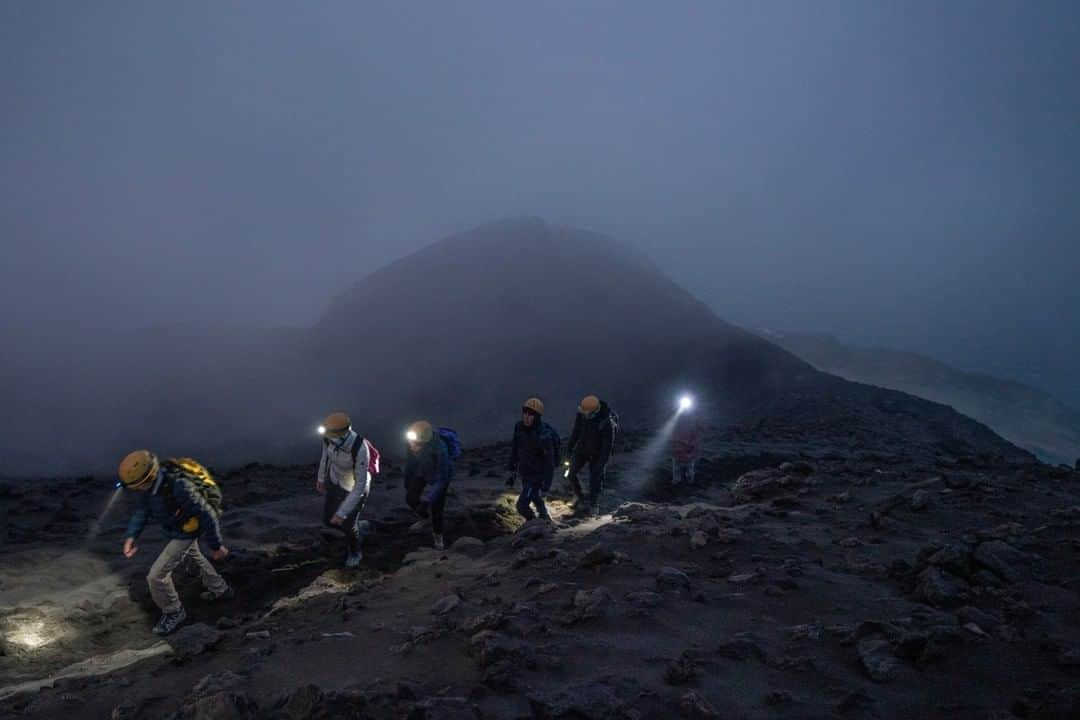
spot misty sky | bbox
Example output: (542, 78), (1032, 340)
(3, 1), (1078, 405)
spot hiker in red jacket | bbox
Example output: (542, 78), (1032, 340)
(670, 408), (705, 485)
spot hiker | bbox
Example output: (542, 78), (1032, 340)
(671, 405), (705, 485)
(316, 412), (378, 568)
(118, 450), (231, 636)
(505, 397), (560, 522)
(566, 395), (619, 516)
(404, 420), (461, 550)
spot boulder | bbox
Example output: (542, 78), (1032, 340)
(431, 594), (462, 616)
(916, 568), (969, 608)
(450, 537), (485, 558)
(858, 635), (899, 682)
(973, 540), (1028, 583)
(656, 567), (692, 592)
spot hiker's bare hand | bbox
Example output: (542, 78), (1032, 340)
(316, 480), (326, 494)
(211, 546), (229, 560)
(330, 514), (344, 526)
(123, 538), (138, 558)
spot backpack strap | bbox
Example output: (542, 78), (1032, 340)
(351, 434), (365, 469)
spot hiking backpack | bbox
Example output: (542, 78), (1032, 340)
(436, 427), (463, 459)
(161, 457), (223, 515)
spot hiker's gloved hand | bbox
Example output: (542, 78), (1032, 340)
(505, 473), (516, 488)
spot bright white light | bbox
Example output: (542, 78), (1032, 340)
(7, 620), (59, 650)
(678, 394), (694, 412)
(317, 425), (326, 435)
(406, 430), (419, 442)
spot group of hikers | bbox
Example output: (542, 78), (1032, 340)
(115, 394), (705, 636)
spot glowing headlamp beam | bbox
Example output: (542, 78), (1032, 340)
(406, 431), (419, 442)
(678, 394), (694, 412)
(317, 425), (326, 436)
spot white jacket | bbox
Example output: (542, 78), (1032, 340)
(318, 429), (371, 518)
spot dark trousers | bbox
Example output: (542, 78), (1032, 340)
(323, 483), (367, 555)
(515, 477), (549, 520)
(405, 475), (447, 534)
(568, 455), (606, 506)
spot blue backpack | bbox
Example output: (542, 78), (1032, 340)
(436, 427), (463, 459)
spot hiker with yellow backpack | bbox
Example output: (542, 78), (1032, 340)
(118, 450), (231, 636)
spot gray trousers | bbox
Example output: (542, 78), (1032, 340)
(147, 538), (227, 613)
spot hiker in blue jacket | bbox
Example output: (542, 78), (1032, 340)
(405, 420), (456, 550)
(506, 397), (559, 522)
(118, 450), (231, 636)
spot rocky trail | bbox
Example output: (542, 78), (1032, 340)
(2, 431), (1079, 719)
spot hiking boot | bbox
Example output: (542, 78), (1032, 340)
(199, 586), (235, 602)
(345, 550), (363, 568)
(152, 608), (187, 636)
(432, 533), (445, 551)
(591, 504), (601, 518)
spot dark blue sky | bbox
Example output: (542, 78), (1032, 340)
(3, 1), (1078, 404)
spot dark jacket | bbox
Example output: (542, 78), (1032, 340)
(124, 465), (224, 550)
(508, 419), (558, 483)
(405, 434), (453, 503)
(568, 400), (616, 461)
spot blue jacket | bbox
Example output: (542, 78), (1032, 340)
(406, 435), (453, 504)
(124, 472), (224, 550)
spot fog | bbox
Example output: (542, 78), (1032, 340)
(2, 3), (1078, 475)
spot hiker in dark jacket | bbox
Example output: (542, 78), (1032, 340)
(119, 450), (231, 636)
(405, 420), (453, 550)
(566, 395), (617, 516)
(506, 397), (558, 521)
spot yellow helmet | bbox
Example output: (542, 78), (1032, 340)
(322, 412), (351, 437)
(406, 420), (433, 443)
(118, 450), (159, 490)
(578, 395), (600, 414)
(523, 397), (545, 415)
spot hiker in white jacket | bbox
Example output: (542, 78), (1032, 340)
(317, 412), (374, 567)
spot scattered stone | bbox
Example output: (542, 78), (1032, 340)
(678, 690), (720, 719)
(858, 634), (899, 682)
(963, 622), (988, 638)
(278, 684), (324, 719)
(450, 537), (485, 558)
(192, 671), (245, 698)
(717, 634), (768, 663)
(169, 624), (223, 658)
(579, 544), (616, 569)
(408, 697), (481, 720)
(185, 691), (258, 720)
(713, 528), (742, 544)
(764, 690), (794, 706)
(625, 590), (662, 608)
(973, 540), (1028, 583)
(916, 567), (969, 608)
(215, 616), (239, 630)
(957, 606), (1003, 630)
(431, 594), (462, 616)
(927, 545), (973, 579)
(910, 489), (930, 511)
(529, 677), (645, 720)
(656, 567), (692, 592)
(245, 630), (271, 640)
(728, 573), (759, 586)
(664, 651), (699, 685)
(689, 531), (708, 549)
(1058, 648), (1080, 667)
